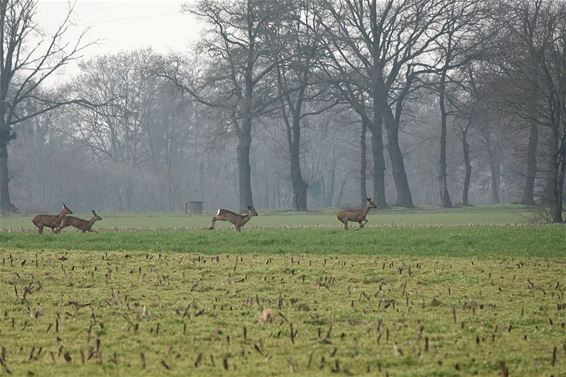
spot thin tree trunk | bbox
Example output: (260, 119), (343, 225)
(438, 69), (453, 208)
(462, 128), (472, 206)
(0, 122), (16, 213)
(237, 127), (253, 212)
(0, 140), (13, 212)
(368, 121), (387, 209)
(487, 147), (501, 204)
(520, 123), (538, 205)
(383, 107), (414, 208)
(552, 149), (565, 223)
(288, 116), (308, 211)
(550, 129), (566, 223)
(553, 161), (565, 223)
(360, 117), (368, 207)
(489, 161), (501, 204)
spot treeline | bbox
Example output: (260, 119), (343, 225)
(2, 0), (566, 221)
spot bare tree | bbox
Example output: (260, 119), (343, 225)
(0, 0), (89, 212)
(427, 0), (489, 207)
(165, 0), (292, 211)
(491, 0), (566, 221)
(317, 0), (461, 208)
(69, 51), (160, 211)
(275, 0), (337, 211)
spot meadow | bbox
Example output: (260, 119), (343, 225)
(0, 206), (565, 376)
(0, 205), (537, 230)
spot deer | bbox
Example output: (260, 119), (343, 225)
(336, 197), (377, 230)
(55, 210), (102, 233)
(32, 203), (73, 234)
(209, 205), (258, 232)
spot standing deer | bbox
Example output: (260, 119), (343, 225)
(32, 203), (73, 234)
(55, 210), (102, 233)
(209, 205), (258, 232)
(336, 197), (377, 230)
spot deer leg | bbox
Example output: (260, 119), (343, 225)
(337, 217), (347, 230)
(208, 217), (217, 230)
(37, 224), (43, 234)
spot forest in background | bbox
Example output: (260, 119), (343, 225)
(2, 0), (566, 221)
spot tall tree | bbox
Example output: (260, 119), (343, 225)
(169, 0), (291, 211)
(0, 0), (88, 212)
(429, 0), (488, 208)
(318, 0), (457, 208)
(493, 0), (566, 221)
(69, 50), (159, 211)
(275, 0), (337, 211)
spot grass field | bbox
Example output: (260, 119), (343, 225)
(0, 205), (538, 230)
(0, 206), (565, 376)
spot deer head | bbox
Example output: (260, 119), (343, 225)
(62, 203), (73, 215)
(92, 210), (102, 221)
(248, 205), (258, 216)
(366, 197), (377, 209)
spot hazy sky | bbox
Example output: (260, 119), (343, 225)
(36, 0), (202, 81)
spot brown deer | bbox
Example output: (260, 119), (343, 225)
(209, 205), (258, 232)
(32, 203), (73, 234)
(55, 210), (102, 233)
(336, 197), (377, 230)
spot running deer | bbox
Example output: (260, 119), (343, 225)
(336, 197), (377, 230)
(32, 203), (73, 234)
(55, 210), (102, 233)
(209, 205), (258, 232)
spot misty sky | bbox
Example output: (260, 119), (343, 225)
(37, 0), (202, 81)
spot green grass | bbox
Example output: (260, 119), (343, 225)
(0, 205), (537, 230)
(0, 225), (565, 257)
(0, 250), (564, 376)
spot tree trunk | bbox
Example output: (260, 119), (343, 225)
(520, 123), (538, 205)
(554, 162), (565, 223)
(288, 116), (308, 211)
(368, 117), (387, 209)
(488, 148), (501, 204)
(383, 107), (414, 208)
(0, 122), (16, 213)
(549, 128), (566, 223)
(360, 117), (368, 207)
(462, 129), (472, 206)
(438, 70), (453, 208)
(551, 150), (565, 223)
(237, 127), (254, 212)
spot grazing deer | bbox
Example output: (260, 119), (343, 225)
(32, 203), (73, 234)
(336, 197), (377, 230)
(209, 205), (258, 232)
(55, 210), (102, 233)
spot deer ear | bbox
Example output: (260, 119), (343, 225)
(367, 197), (371, 201)
(92, 210), (96, 214)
